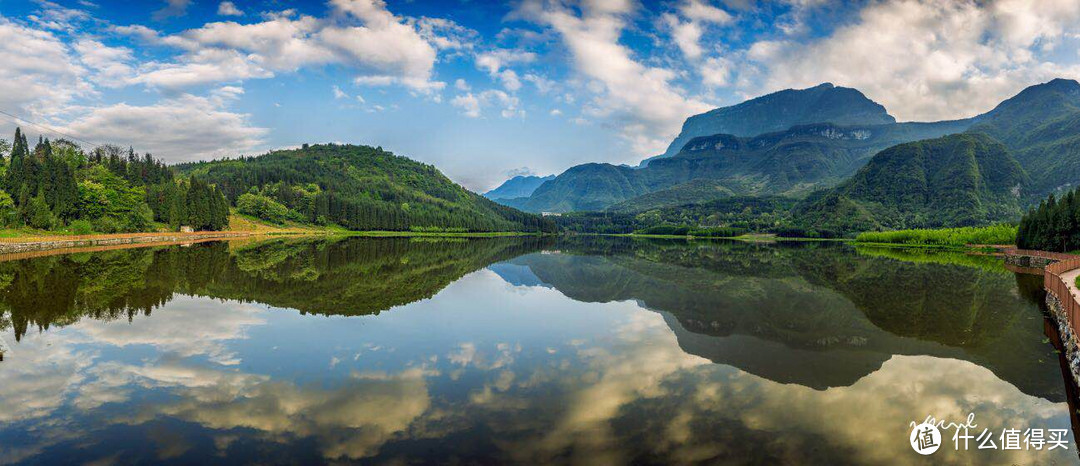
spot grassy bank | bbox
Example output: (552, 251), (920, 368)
(853, 224), (1017, 248)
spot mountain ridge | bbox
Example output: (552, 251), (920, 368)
(483, 174), (555, 200)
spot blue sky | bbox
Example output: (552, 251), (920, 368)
(0, 0), (1079, 191)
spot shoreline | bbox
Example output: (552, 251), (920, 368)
(0, 229), (551, 259)
(0, 231), (263, 255)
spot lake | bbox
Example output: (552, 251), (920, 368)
(0, 236), (1077, 464)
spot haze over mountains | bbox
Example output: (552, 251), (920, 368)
(493, 78), (1080, 232)
(483, 175), (555, 200)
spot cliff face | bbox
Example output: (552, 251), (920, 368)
(656, 83), (896, 160)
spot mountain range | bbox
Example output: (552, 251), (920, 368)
(496, 78), (1080, 233)
(483, 174), (555, 200)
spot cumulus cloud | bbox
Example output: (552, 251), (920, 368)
(0, 17), (92, 120)
(60, 92), (267, 162)
(517, 0), (712, 157)
(662, 0), (733, 60)
(217, 1), (243, 17)
(739, 0), (1080, 121)
(475, 49), (537, 92)
(119, 0), (445, 93)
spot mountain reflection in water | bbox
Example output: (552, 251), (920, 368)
(0, 236), (1075, 465)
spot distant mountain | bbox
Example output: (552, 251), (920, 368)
(792, 133), (1028, 232)
(178, 144), (555, 233)
(965, 78), (1080, 198)
(651, 83), (896, 163)
(513, 121), (971, 213)
(483, 174), (554, 200)
(502, 163), (651, 213)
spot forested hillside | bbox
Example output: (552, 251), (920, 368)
(508, 121), (971, 213)
(178, 143), (555, 233)
(966, 78), (1080, 199)
(0, 127), (229, 233)
(792, 133), (1027, 233)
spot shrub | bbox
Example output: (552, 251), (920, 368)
(236, 192), (301, 224)
(68, 219), (93, 235)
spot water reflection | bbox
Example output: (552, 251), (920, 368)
(0, 236), (1076, 464)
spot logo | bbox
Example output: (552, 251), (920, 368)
(910, 422), (942, 455)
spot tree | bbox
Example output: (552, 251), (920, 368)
(26, 194), (54, 229)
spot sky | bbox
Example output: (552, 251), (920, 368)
(0, 0), (1079, 191)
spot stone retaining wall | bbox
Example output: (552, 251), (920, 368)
(1004, 254), (1058, 269)
(1046, 293), (1080, 388)
(0, 232), (253, 254)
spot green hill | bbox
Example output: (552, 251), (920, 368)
(793, 133), (1028, 233)
(177, 143), (555, 233)
(966, 78), (1080, 199)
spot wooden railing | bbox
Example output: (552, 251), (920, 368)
(1045, 257), (1080, 335)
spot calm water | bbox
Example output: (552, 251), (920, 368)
(0, 236), (1077, 465)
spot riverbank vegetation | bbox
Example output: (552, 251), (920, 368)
(854, 224), (1017, 247)
(1016, 187), (1080, 252)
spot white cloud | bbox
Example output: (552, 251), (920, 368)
(451, 93), (482, 118)
(415, 16), (478, 52)
(741, 0), (1080, 121)
(0, 17), (92, 120)
(523, 73), (557, 94)
(119, 0), (445, 93)
(451, 90), (524, 119)
(73, 39), (135, 87)
(333, 85), (349, 99)
(454, 78), (471, 91)
(28, 0), (92, 31)
(518, 0), (712, 157)
(475, 49), (537, 92)
(662, 0), (733, 60)
(700, 56), (732, 88)
(217, 1), (243, 17)
(60, 93), (267, 162)
(681, 0), (733, 23)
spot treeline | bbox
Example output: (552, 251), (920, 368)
(635, 225), (747, 237)
(0, 127), (228, 233)
(178, 143), (556, 233)
(1016, 188), (1080, 252)
(554, 197), (802, 235)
